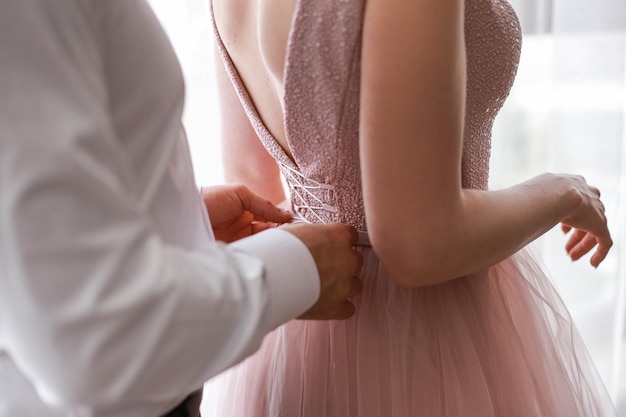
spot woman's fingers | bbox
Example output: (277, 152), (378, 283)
(567, 233), (597, 261)
(590, 233), (613, 267)
(590, 245), (611, 268)
(564, 229), (586, 252)
(566, 230), (613, 267)
(560, 176), (612, 267)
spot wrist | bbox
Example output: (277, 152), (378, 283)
(564, 186), (584, 212)
(549, 173), (584, 218)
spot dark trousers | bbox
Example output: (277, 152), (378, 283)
(160, 390), (203, 417)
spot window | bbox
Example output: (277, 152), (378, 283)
(495, 1), (626, 412)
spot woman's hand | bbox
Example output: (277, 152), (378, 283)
(558, 175), (613, 267)
(201, 184), (292, 243)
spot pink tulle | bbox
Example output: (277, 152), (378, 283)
(203, 248), (617, 417)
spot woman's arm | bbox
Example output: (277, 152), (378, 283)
(215, 50), (286, 204)
(360, 0), (612, 286)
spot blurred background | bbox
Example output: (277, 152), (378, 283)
(495, 1), (626, 413)
(147, 0), (626, 413)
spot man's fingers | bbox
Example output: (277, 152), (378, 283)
(250, 221), (277, 235)
(344, 224), (360, 246)
(325, 223), (359, 245)
(285, 222), (364, 320)
(353, 250), (364, 273)
(345, 276), (362, 298)
(336, 301), (356, 320)
(236, 185), (292, 223)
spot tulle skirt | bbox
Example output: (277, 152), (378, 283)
(202, 248), (617, 417)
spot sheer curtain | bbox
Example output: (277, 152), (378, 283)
(146, 0), (625, 414)
(495, 1), (626, 413)
(147, 0), (223, 187)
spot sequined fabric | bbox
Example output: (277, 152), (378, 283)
(213, 0), (521, 230)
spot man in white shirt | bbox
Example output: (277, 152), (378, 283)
(0, 1), (362, 416)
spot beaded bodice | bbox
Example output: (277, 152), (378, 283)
(212, 0), (522, 231)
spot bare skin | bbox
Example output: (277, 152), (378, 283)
(283, 223), (363, 320)
(202, 184), (292, 242)
(202, 184), (362, 319)
(213, 0), (612, 287)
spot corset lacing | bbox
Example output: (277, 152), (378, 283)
(280, 162), (371, 246)
(280, 162), (338, 224)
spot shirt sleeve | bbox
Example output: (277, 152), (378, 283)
(0, 0), (319, 411)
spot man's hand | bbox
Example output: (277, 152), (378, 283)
(282, 223), (363, 320)
(201, 184), (292, 243)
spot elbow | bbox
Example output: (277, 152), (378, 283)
(11, 343), (120, 408)
(369, 228), (453, 288)
(365, 193), (469, 287)
(33, 359), (133, 410)
(29, 368), (97, 409)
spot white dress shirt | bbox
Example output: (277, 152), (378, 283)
(0, 1), (319, 416)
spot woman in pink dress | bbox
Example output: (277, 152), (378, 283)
(204, 0), (618, 415)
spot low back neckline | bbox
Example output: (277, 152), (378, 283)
(209, 0), (302, 171)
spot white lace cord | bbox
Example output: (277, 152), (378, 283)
(280, 163), (337, 224)
(279, 163), (371, 247)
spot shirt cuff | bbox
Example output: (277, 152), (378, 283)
(229, 228), (320, 332)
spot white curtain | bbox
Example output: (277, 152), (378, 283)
(147, 0), (625, 414)
(510, 0), (626, 33)
(148, 0), (223, 187)
(495, 1), (626, 414)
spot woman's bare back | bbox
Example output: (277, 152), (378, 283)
(213, 0), (296, 159)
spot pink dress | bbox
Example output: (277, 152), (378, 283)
(206, 0), (618, 415)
